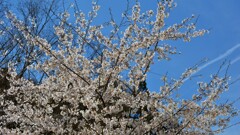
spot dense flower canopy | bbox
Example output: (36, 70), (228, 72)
(0, 0), (238, 134)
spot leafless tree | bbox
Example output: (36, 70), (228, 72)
(0, 0), (61, 84)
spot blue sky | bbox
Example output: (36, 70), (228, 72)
(9, 0), (240, 134)
(147, 0), (240, 134)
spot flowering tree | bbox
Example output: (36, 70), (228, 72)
(0, 0), (238, 134)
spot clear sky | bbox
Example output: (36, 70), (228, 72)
(146, 0), (240, 134)
(9, 0), (240, 134)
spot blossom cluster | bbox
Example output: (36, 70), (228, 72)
(0, 0), (237, 134)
